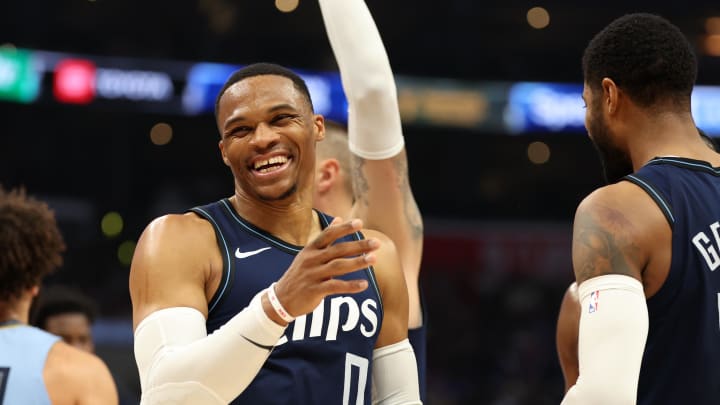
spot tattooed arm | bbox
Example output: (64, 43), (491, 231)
(349, 152), (424, 327)
(318, 0), (424, 329)
(571, 186), (645, 284)
(561, 183), (657, 405)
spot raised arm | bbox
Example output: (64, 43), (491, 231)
(561, 184), (651, 405)
(318, 0), (423, 329)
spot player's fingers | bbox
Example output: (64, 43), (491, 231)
(311, 218), (363, 249)
(320, 278), (369, 296)
(322, 253), (377, 277)
(319, 238), (380, 263)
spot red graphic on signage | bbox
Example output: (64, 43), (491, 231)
(54, 59), (96, 104)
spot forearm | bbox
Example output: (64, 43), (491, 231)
(134, 291), (286, 404)
(561, 275), (648, 405)
(372, 339), (422, 405)
(318, 0), (404, 160)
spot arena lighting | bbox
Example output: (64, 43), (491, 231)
(505, 82), (585, 133)
(6, 47), (720, 135)
(275, 0), (299, 13)
(54, 58), (96, 104)
(704, 34), (720, 56)
(117, 240), (136, 266)
(95, 68), (173, 101)
(150, 122), (173, 145)
(527, 141), (550, 164)
(706, 17), (720, 35)
(101, 211), (123, 238)
(398, 87), (490, 128)
(527, 7), (550, 30)
(0, 48), (41, 103)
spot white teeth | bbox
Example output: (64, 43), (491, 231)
(254, 156), (288, 170)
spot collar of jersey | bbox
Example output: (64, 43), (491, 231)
(220, 198), (333, 254)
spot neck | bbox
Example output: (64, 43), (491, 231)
(314, 192), (353, 219)
(625, 111), (717, 169)
(0, 298), (31, 325)
(230, 191), (320, 246)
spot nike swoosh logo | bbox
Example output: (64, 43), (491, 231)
(235, 247), (271, 259)
(241, 335), (274, 351)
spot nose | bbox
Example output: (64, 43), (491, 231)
(249, 122), (280, 150)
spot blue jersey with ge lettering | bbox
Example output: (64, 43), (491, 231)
(0, 322), (59, 405)
(624, 157), (720, 405)
(190, 198), (384, 405)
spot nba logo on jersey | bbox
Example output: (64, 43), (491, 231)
(588, 290), (599, 313)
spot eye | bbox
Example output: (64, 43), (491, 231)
(227, 126), (252, 138)
(272, 114), (296, 124)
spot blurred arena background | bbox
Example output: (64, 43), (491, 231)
(2, 1), (720, 403)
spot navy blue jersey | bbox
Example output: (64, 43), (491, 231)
(190, 198), (384, 405)
(624, 157), (720, 405)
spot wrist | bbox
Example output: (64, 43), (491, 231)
(262, 283), (295, 326)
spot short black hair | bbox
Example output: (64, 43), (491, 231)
(0, 186), (65, 301)
(30, 285), (98, 328)
(582, 13), (697, 109)
(214, 62), (314, 116)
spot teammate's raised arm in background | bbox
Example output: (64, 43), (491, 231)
(314, 1), (426, 399)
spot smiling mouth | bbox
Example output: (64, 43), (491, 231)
(252, 155), (290, 174)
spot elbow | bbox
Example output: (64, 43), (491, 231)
(346, 73), (397, 105)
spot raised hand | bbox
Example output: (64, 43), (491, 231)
(271, 218), (379, 321)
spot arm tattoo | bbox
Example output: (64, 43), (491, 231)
(351, 153), (424, 242)
(392, 154), (424, 241)
(573, 208), (640, 284)
(351, 156), (369, 207)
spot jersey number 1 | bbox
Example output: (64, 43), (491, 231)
(343, 353), (369, 405)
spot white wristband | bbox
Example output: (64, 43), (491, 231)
(267, 282), (295, 323)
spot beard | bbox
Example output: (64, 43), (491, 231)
(257, 183), (298, 202)
(587, 112), (633, 184)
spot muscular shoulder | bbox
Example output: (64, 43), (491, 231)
(45, 342), (118, 405)
(572, 182), (667, 283)
(141, 212), (215, 247)
(132, 212), (216, 272)
(130, 212), (220, 326)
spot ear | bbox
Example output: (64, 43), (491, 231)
(313, 114), (326, 142)
(601, 78), (619, 115)
(218, 139), (231, 167)
(315, 158), (340, 194)
(30, 285), (40, 297)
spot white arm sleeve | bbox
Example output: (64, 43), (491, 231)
(318, 0), (404, 160)
(371, 339), (422, 405)
(134, 290), (286, 405)
(561, 274), (648, 405)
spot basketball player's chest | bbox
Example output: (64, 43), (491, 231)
(209, 240), (383, 348)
